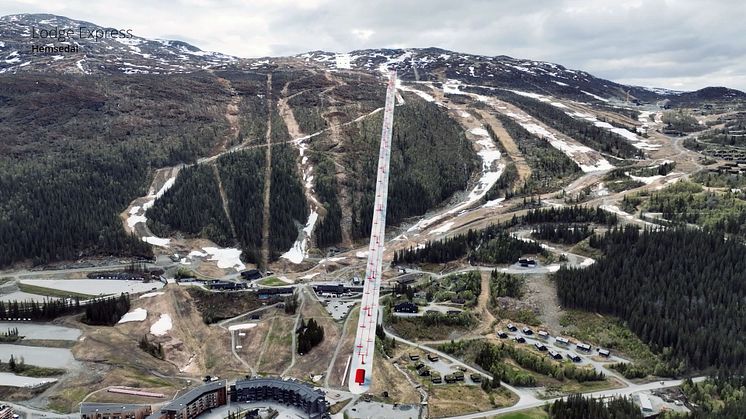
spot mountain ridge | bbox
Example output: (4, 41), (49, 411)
(1, 13), (744, 105)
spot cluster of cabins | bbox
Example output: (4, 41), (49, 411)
(80, 378), (329, 419)
(499, 324), (611, 362)
(709, 160), (746, 175)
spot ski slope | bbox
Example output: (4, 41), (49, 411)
(348, 71), (397, 394)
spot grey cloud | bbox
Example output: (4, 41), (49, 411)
(1, 0), (744, 90)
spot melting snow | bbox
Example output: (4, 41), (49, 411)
(430, 221), (455, 235)
(150, 314), (172, 336)
(118, 308), (147, 324)
(281, 210), (319, 264)
(580, 90), (609, 102)
(139, 292), (165, 299)
(202, 247), (245, 270)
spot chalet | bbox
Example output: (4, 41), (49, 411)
(470, 373), (482, 383)
(241, 269), (263, 281)
(534, 342), (547, 351)
(522, 327), (534, 335)
(497, 331), (508, 339)
(452, 371), (465, 381)
(446, 310), (462, 315)
(599, 348), (611, 358)
(507, 323), (518, 332)
(538, 330), (549, 339)
(444, 374), (458, 384)
(548, 350), (562, 360)
(409, 354), (420, 361)
(567, 352), (582, 362)
(577, 343), (592, 352)
(418, 368), (430, 377)
(427, 353), (439, 362)
(394, 302), (418, 314)
(514, 336), (526, 343)
(450, 297), (467, 305)
(415, 363), (425, 371)
(431, 374), (442, 384)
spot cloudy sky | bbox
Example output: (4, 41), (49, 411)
(3, 0), (745, 91)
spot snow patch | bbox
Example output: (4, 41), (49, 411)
(202, 247), (245, 270)
(150, 314), (172, 336)
(118, 308), (147, 324)
(139, 292), (165, 299)
(430, 222), (455, 235)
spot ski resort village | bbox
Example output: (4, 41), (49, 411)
(2, 7), (746, 419)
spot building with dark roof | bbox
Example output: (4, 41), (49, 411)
(153, 380), (227, 419)
(80, 403), (152, 419)
(393, 301), (418, 313)
(241, 269), (263, 281)
(231, 378), (329, 419)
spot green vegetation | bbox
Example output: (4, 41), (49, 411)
(154, 143), (308, 264)
(83, 294), (131, 326)
(0, 328), (20, 343)
(258, 276), (288, 287)
(666, 377), (746, 419)
(489, 270), (525, 300)
(494, 113), (582, 194)
(694, 171), (746, 190)
(644, 181), (746, 237)
(17, 283), (95, 299)
(347, 99), (478, 239)
(548, 394), (642, 419)
(557, 227), (746, 375)
(385, 297), (477, 340)
(0, 298), (83, 321)
(560, 310), (666, 378)
(394, 224), (544, 265)
(313, 153), (343, 248)
(440, 340), (604, 387)
(0, 355), (66, 377)
(662, 110), (702, 133)
(428, 271), (482, 307)
(297, 318), (324, 354)
(138, 335), (164, 359)
(186, 287), (263, 324)
(0, 72), (250, 268)
(496, 408), (549, 419)
(147, 165), (234, 246)
(530, 224), (593, 244)
(468, 88), (641, 158)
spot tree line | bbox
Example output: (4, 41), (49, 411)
(548, 394), (642, 419)
(83, 294), (131, 326)
(493, 113), (582, 194)
(0, 72), (243, 268)
(297, 318), (324, 354)
(466, 87), (642, 159)
(556, 227), (746, 374)
(392, 223), (544, 265)
(531, 223), (593, 244)
(348, 99), (478, 239)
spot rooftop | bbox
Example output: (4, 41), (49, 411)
(81, 403), (150, 414)
(162, 380), (226, 412)
(234, 378), (325, 402)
